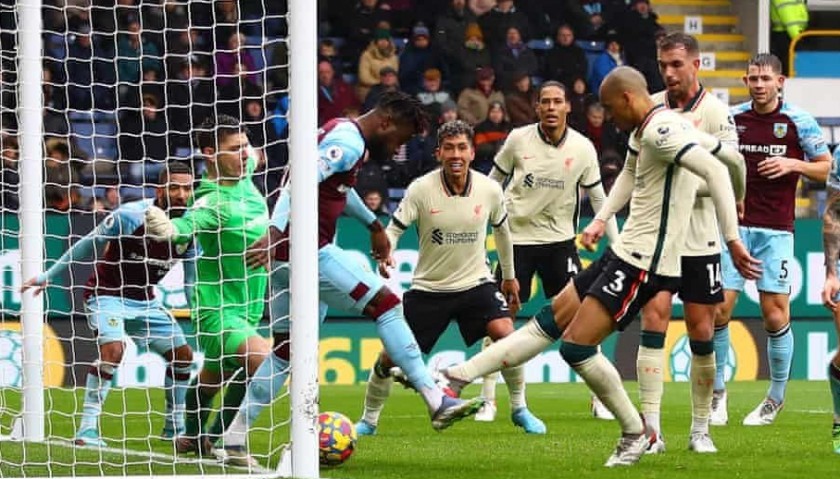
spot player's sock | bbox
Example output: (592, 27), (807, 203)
(360, 361), (394, 427)
(374, 304), (442, 414)
(637, 331), (665, 434)
(447, 319), (555, 383)
(163, 364), (191, 434)
(689, 340), (715, 435)
(207, 370), (247, 439)
(766, 323), (793, 404)
(500, 364), (526, 410)
(713, 324), (729, 391)
(185, 377), (213, 438)
(828, 361), (840, 424)
(221, 352), (289, 447)
(560, 342), (643, 435)
(78, 361), (115, 432)
(479, 337), (500, 402)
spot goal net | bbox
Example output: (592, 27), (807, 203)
(0, 0), (319, 477)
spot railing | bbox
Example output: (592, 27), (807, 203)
(788, 29), (840, 77)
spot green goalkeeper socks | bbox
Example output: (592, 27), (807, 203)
(184, 378), (214, 438)
(207, 370), (248, 440)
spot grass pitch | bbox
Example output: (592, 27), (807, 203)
(1, 380), (837, 478)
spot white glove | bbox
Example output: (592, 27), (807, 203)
(144, 205), (176, 241)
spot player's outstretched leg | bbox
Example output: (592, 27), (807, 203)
(365, 290), (484, 430)
(355, 356), (394, 436)
(218, 334), (290, 450)
(441, 304), (563, 396)
(475, 337), (499, 422)
(637, 330), (665, 454)
(161, 345), (193, 440)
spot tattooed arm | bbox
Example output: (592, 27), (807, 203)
(822, 185), (840, 310)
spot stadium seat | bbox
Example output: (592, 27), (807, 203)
(527, 38), (554, 50)
(70, 116), (117, 161)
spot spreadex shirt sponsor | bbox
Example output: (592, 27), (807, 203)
(731, 100), (828, 232)
(492, 123), (602, 244)
(390, 169), (507, 292)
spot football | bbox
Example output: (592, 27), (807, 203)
(318, 411), (357, 467)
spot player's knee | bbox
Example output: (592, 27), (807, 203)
(559, 341), (597, 366)
(168, 345), (194, 368)
(486, 318), (514, 341)
(99, 341), (125, 365)
(363, 287), (401, 320)
(273, 332), (290, 361)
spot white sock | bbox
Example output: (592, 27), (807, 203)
(361, 367), (394, 426)
(690, 352), (716, 434)
(479, 337), (500, 401)
(576, 353), (644, 435)
(447, 320), (553, 383)
(501, 364), (526, 410)
(637, 345), (664, 434)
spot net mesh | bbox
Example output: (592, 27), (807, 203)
(0, 0), (293, 475)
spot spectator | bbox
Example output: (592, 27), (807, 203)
(543, 24), (589, 89)
(243, 98), (278, 149)
(584, 102), (619, 154)
(478, 0), (530, 50)
(399, 22), (449, 95)
(44, 138), (81, 212)
(362, 188), (390, 216)
(345, 0), (393, 70)
(492, 26), (538, 94)
(357, 28), (400, 102)
(119, 94), (169, 164)
(1, 132), (19, 211)
(318, 39), (344, 75)
(363, 66), (401, 113)
(505, 71), (537, 127)
(580, 0), (611, 40)
(473, 101), (511, 174)
(589, 31), (623, 94)
(213, 0), (240, 50)
(117, 21), (162, 85)
(217, 62), (264, 119)
(66, 25), (116, 111)
(457, 66), (505, 125)
(406, 125), (438, 178)
(215, 32), (259, 87)
(268, 39), (289, 92)
(416, 68), (452, 120)
(318, 60), (360, 126)
(567, 75), (594, 132)
(618, 0), (663, 92)
(450, 22), (491, 93)
(469, 0), (496, 16)
(42, 67), (69, 138)
(434, 0), (477, 64)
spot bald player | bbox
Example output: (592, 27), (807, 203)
(439, 67), (760, 467)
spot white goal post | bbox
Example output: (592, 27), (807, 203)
(1, 0), (320, 477)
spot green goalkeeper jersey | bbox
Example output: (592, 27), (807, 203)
(170, 152), (268, 327)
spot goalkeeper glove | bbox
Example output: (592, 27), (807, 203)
(144, 205), (176, 241)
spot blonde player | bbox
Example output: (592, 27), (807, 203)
(354, 120), (546, 435)
(477, 80), (620, 421)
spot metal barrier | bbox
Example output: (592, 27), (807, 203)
(788, 29), (840, 77)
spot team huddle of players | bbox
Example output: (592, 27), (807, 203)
(22, 31), (840, 468)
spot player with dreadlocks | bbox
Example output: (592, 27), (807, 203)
(213, 91), (486, 466)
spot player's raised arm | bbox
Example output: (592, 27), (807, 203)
(343, 188), (389, 261)
(583, 148), (637, 249)
(693, 131), (747, 201)
(822, 151), (840, 310)
(21, 208), (130, 295)
(146, 193), (229, 244)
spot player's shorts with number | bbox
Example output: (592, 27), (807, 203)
(678, 253), (724, 304)
(495, 239), (581, 302)
(403, 282), (509, 354)
(85, 295), (187, 353)
(269, 243), (382, 333)
(572, 248), (680, 330)
(721, 226), (793, 294)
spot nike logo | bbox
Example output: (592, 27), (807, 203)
(430, 209), (443, 214)
(710, 287), (722, 295)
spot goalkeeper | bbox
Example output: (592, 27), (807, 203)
(145, 115), (271, 461)
(21, 161), (197, 447)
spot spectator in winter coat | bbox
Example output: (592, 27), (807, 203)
(399, 23), (450, 95)
(357, 28), (400, 102)
(363, 66), (401, 112)
(434, 0), (477, 64)
(478, 0), (531, 50)
(457, 66), (505, 125)
(492, 26), (538, 96)
(567, 75), (595, 132)
(416, 68), (453, 121)
(473, 101), (511, 174)
(450, 22), (492, 93)
(542, 24), (589, 89)
(589, 32), (624, 94)
(318, 60), (360, 125)
(504, 71), (537, 127)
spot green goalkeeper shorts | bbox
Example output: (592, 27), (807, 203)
(194, 313), (260, 373)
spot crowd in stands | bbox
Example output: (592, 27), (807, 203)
(0, 0), (672, 215)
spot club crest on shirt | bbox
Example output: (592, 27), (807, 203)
(773, 123), (788, 139)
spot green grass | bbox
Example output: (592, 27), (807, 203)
(1, 381), (837, 477)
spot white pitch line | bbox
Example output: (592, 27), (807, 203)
(40, 438), (274, 475)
